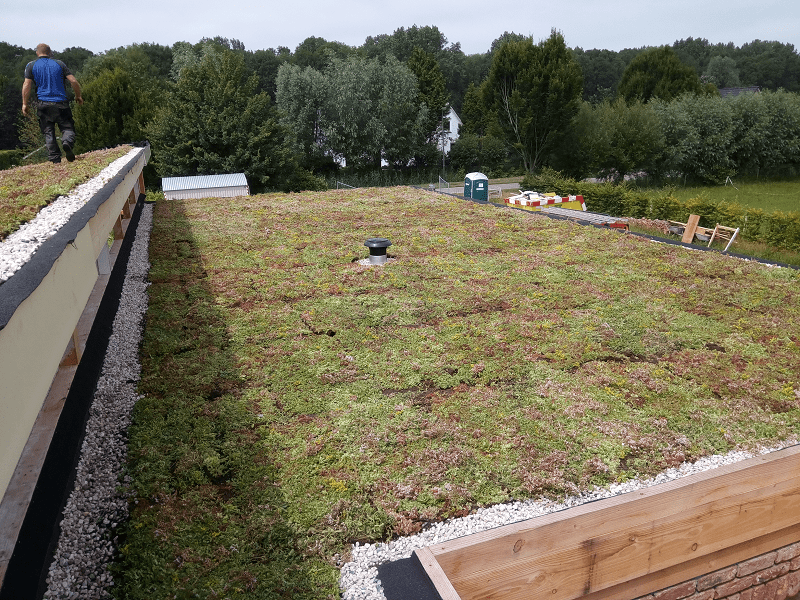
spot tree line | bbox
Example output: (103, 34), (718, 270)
(2, 29), (800, 189)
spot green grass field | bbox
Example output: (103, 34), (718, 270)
(115, 187), (800, 599)
(667, 178), (800, 214)
(638, 178), (800, 266)
(626, 219), (800, 267)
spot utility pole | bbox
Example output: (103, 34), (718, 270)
(441, 110), (448, 176)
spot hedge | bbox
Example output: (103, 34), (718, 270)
(522, 169), (800, 251)
(0, 150), (26, 171)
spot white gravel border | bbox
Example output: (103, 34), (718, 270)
(340, 438), (799, 600)
(0, 148), (141, 283)
(43, 202), (152, 600)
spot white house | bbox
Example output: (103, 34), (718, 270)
(718, 86), (760, 99)
(439, 106), (462, 155)
(335, 106), (463, 168)
(161, 173), (250, 200)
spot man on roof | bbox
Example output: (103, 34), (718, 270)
(21, 43), (84, 164)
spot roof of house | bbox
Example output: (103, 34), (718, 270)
(162, 173), (248, 192)
(718, 86), (761, 98)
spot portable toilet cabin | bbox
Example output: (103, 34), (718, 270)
(464, 172), (489, 201)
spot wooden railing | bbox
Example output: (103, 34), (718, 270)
(416, 444), (800, 600)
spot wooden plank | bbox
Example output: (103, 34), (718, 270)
(708, 224), (720, 246)
(582, 523), (800, 600)
(682, 214), (701, 243)
(0, 364), (75, 582)
(71, 327), (83, 363)
(112, 214), (124, 240)
(426, 446), (800, 600)
(416, 547), (463, 600)
(448, 474), (800, 600)
(121, 213), (131, 238)
(59, 336), (78, 367)
(538, 207), (628, 228)
(433, 446), (800, 562)
(58, 328), (81, 367)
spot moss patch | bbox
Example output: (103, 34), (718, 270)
(0, 145), (132, 240)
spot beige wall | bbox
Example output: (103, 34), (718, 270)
(0, 224), (96, 497)
(0, 148), (147, 502)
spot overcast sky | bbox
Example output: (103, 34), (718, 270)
(1, 0), (799, 57)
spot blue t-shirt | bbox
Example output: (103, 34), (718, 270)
(24, 57), (72, 102)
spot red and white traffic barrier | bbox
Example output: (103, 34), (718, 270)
(505, 192), (586, 211)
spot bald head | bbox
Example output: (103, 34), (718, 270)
(35, 44), (52, 57)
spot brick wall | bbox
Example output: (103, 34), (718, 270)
(635, 542), (800, 600)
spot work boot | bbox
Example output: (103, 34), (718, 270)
(64, 145), (75, 162)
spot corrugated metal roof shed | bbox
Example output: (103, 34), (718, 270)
(161, 173), (249, 200)
(162, 173), (248, 192)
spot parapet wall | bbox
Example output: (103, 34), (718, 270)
(0, 145), (150, 585)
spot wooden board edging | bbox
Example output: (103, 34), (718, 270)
(581, 522), (800, 600)
(415, 547), (463, 600)
(418, 444), (800, 600)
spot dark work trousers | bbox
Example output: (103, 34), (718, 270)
(36, 102), (76, 163)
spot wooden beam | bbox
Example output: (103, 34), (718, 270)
(0, 363), (74, 583)
(58, 328), (82, 367)
(424, 446), (800, 600)
(72, 327), (83, 362)
(415, 547), (463, 600)
(708, 224), (720, 246)
(682, 214), (701, 243)
(113, 214), (124, 240)
(582, 522), (800, 600)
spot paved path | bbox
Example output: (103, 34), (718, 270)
(437, 183), (521, 197)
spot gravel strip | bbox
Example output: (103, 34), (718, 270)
(339, 438), (799, 600)
(0, 148), (141, 283)
(43, 202), (152, 600)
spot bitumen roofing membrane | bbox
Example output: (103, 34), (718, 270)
(377, 552), (442, 600)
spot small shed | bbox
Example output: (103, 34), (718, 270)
(162, 173), (249, 200)
(464, 172), (489, 201)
